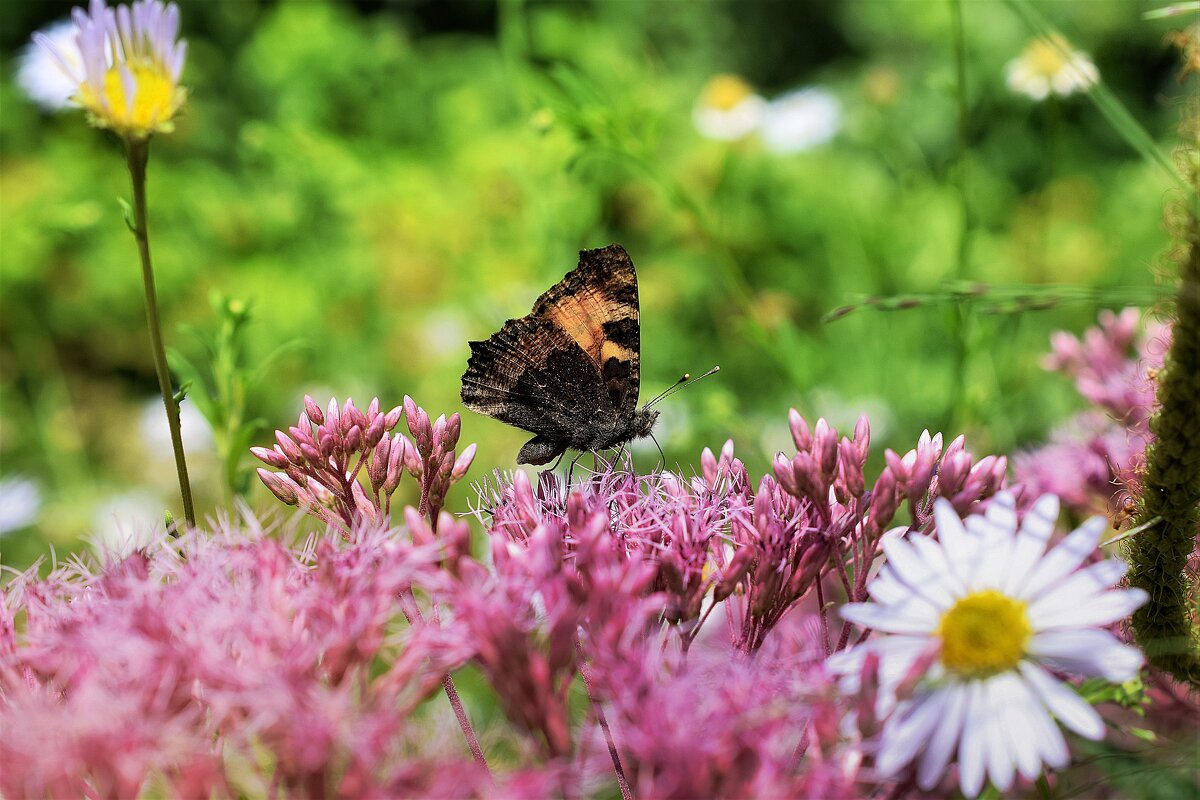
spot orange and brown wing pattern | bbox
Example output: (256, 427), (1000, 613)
(530, 244), (641, 418)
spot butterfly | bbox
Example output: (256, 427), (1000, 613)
(460, 244), (659, 465)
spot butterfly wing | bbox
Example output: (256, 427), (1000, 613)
(460, 244), (643, 463)
(529, 244), (641, 420)
(461, 314), (611, 442)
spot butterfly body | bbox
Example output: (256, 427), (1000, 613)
(460, 244), (657, 465)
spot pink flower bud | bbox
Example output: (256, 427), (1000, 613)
(300, 442), (323, 465)
(838, 440), (866, 498)
(385, 434), (406, 493)
(869, 469), (901, 532)
(701, 447), (718, 484)
(451, 443), (476, 481)
(326, 397), (340, 430)
(789, 408), (811, 451)
(274, 431), (304, 465)
(853, 414), (871, 455)
(250, 446), (288, 468)
(714, 546), (754, 602)
(772, 454), (798, 496)
(383, 405), (403, 430)
(346, 425), (363, 453)
(367, 396), (380, 418)
(342, 399), (363, 433)
(318, 432), (337, 459)
(814, 419), (839, 479)
(400, 433), (422, 475)
(351, 482), (379, 525)
(257, 469), (299, 505)
(855, 651), (881, 738)
(364, 414), (385, 448)
(369, 436), (391, 490)
(304, 395), (324, 425)
(405, 506), (433, 547)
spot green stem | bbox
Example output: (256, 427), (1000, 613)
(125, 139), (196, 528)
(947, 0), (973, 432)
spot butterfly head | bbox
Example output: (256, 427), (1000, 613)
(632, 407), (660, 439)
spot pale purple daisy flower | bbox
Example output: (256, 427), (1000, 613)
(33, 0), (187, 138)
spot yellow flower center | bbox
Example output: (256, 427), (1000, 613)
(937, 590), (1031, 677)
(700, 75), (754, 111)
(1023, 36), (1071, 78)
(77, 60), (182, 138)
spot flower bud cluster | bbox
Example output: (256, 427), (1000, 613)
(401, 395), (476, 525)
(252, 396), (405, 531)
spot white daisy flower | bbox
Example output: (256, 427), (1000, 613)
(0, 476), (43, 535)
(827, 492), (1147, 797)
(759, 87), (841, 154)
(33, 0), (188, 139)
(693, 74), (766, 142)
(1006, 35), (1099, 101)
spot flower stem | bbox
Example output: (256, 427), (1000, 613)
(125, 139), (196, 529)
(576, 642), (632, 800)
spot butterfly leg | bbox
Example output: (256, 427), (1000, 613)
(566, 451), (587, 485)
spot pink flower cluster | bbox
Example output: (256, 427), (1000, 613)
(1016, 308), (1168, 519)
(2, 395), (1015, 798)
(0, 522), (469, 798)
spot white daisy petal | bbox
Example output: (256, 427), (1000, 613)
(999, 674), (1045, 780)
(1003, 494), (1059, 594)
(983, 677), (1017, 792)
(1027, 558), (1132, 622)
(1032, 587), (1149, 631)
(908, 533), (966, 598)
(867, 566), (913, 605)
(882, 535), (956, 609)
(1017, 516), (1106, 600)
(957, 681), (990, 798)
(878, 690), (949, 777)
(840, 598), (937, 634)
(917, 683), (968, 790)
(1028, 629), (1145, 682)
(1020, 661), (1105, 740)
(933, 498), (972, 568)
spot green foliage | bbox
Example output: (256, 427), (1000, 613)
(169, 294), (301, 500)
(0, 0), (1188, 571)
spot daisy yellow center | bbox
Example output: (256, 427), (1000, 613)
(78, 60), (180, 136)
(937, 590), (1031, 677)
(1023, 37), (1071, 78)
(701, 75), (754, 111)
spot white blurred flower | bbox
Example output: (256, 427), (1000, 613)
(759, 87), (841, 154)
(828, 492), (1147, 797)
(0, 476), (42, 535)
(91, 490), (164, 558)
(1006, 35), (1099, 101)
(140, 397), (214, 456)
(693, 74), (766, 141)
(18, 19), (87, 111)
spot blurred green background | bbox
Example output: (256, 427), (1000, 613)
(0, 0), (1190, 569)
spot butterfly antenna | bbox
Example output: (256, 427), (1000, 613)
(646, 365), (720, 409)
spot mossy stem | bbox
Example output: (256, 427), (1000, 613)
(125, 138), (196, 529)
(1128, 206), (1200, 685)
